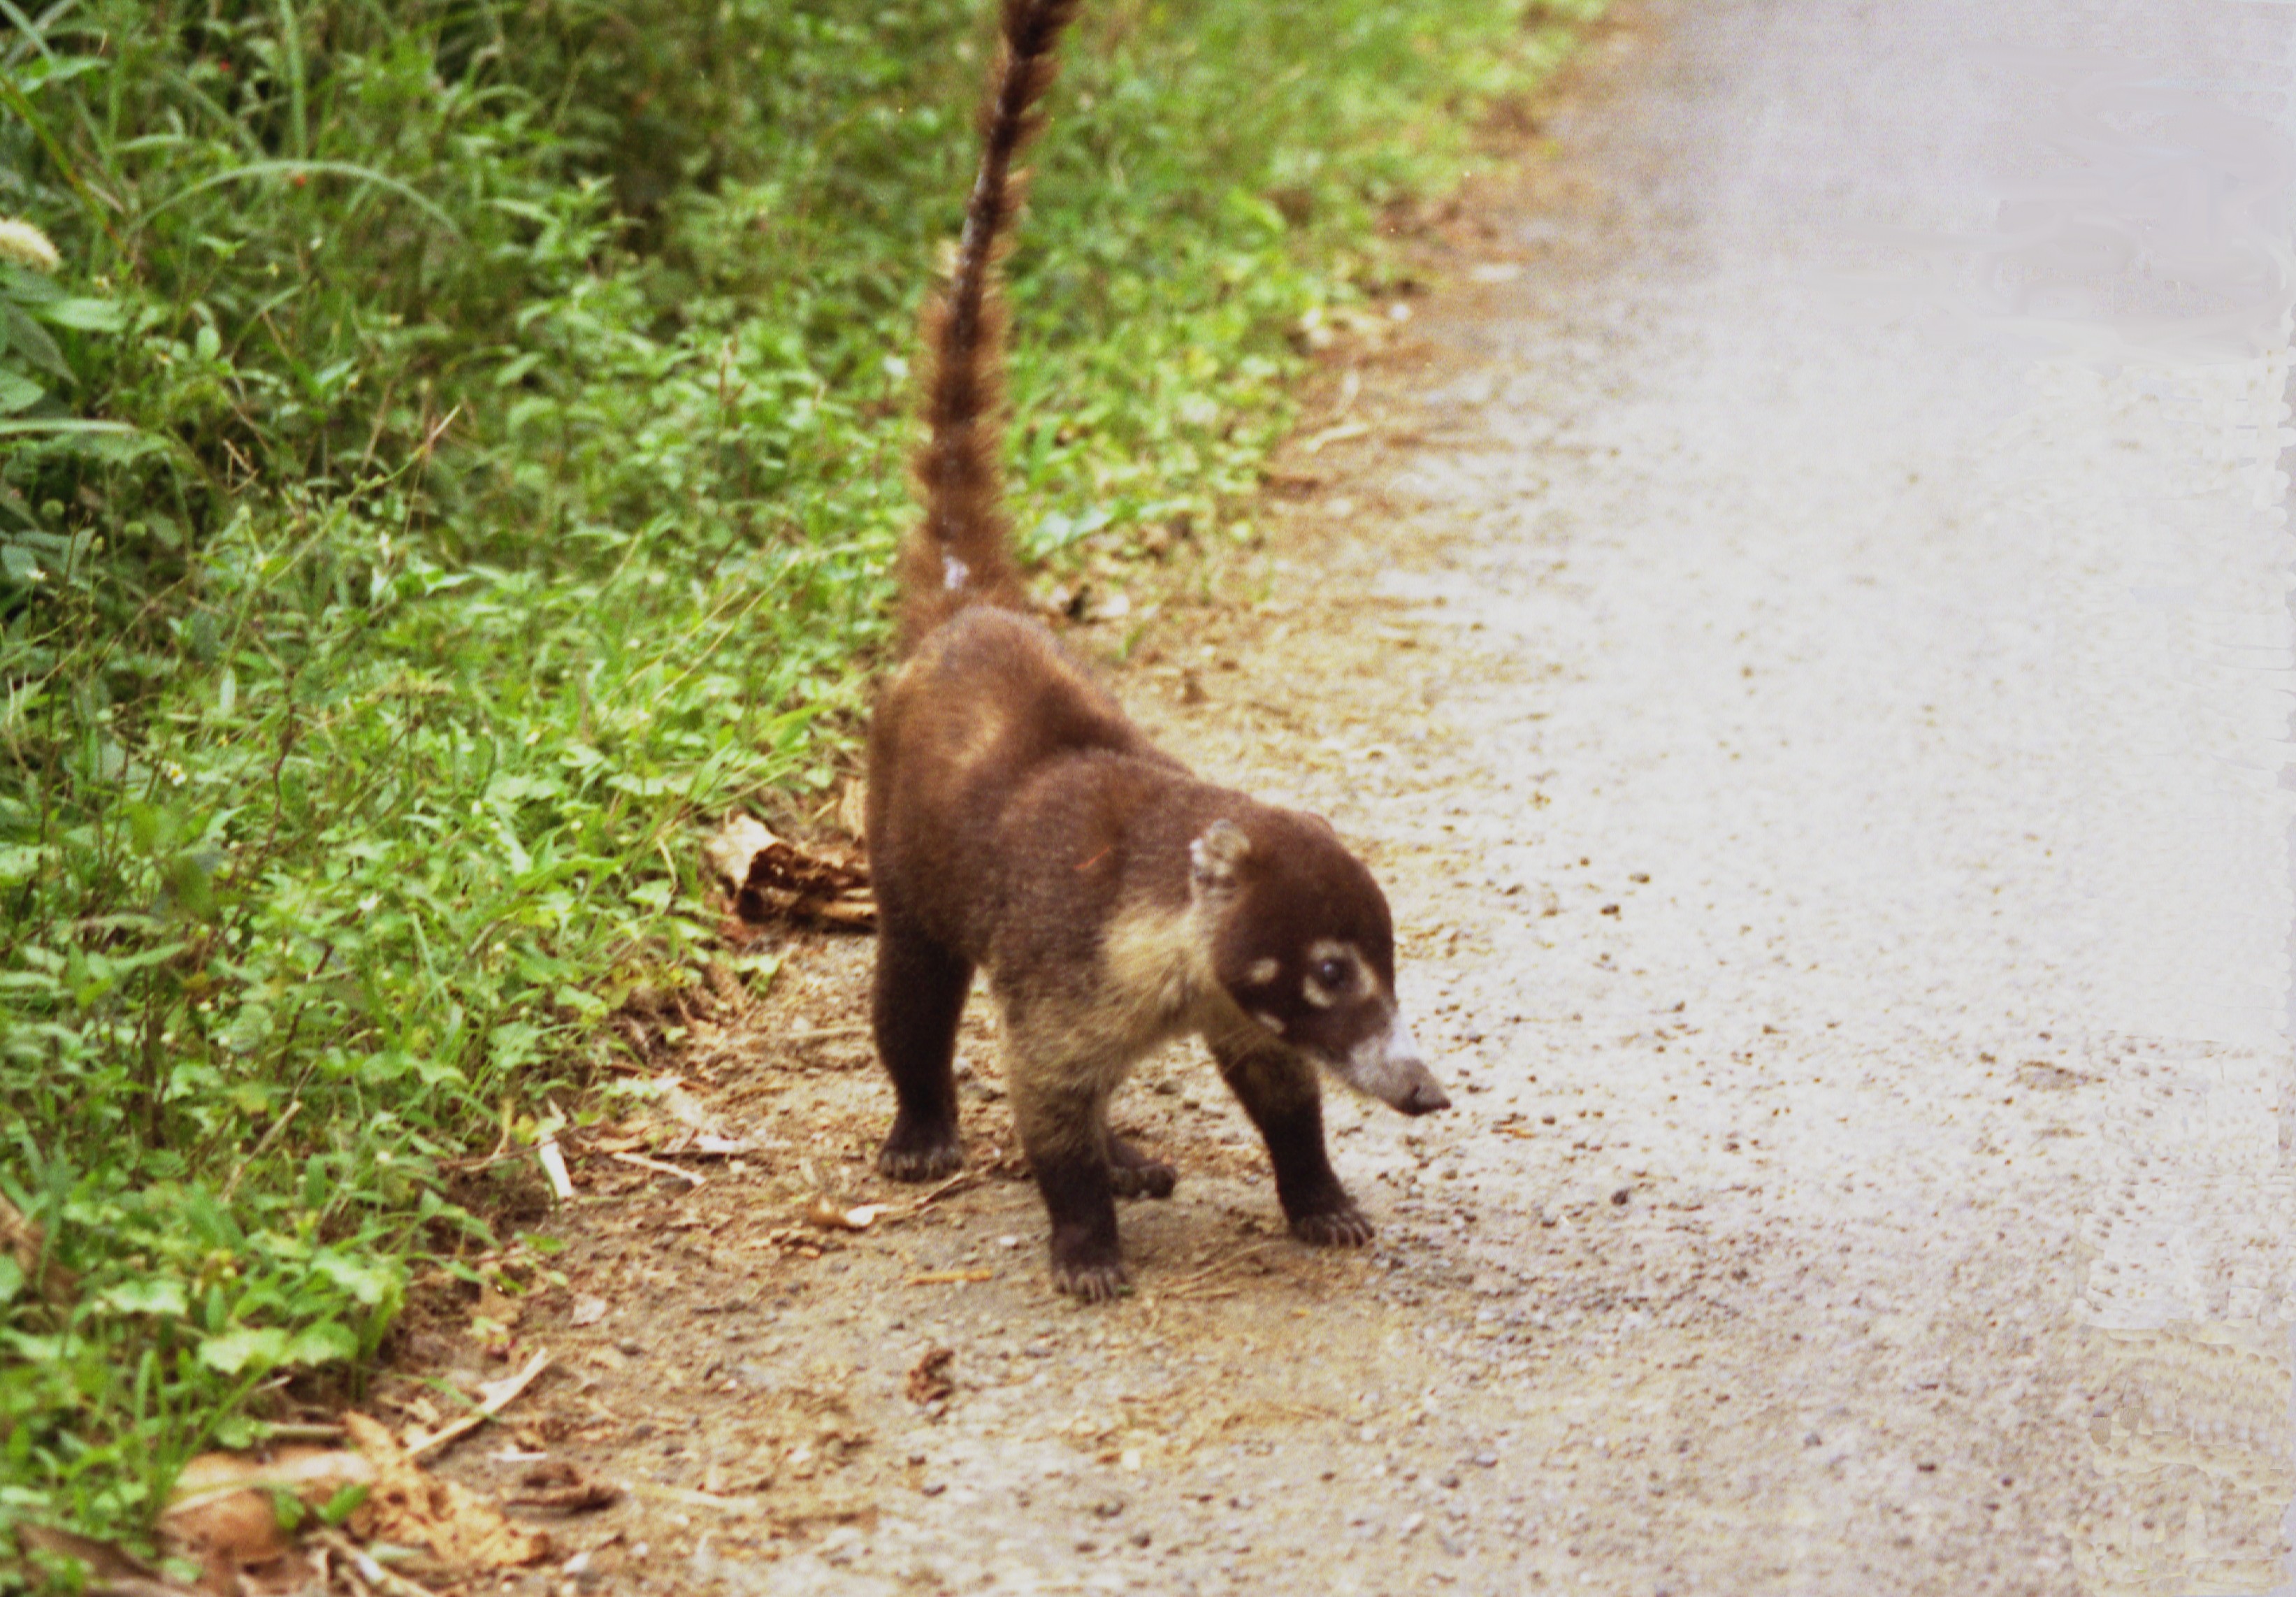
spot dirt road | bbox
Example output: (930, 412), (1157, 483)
(416, 4), (2296, 1592)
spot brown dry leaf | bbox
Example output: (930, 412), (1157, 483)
(837, 778), (869, 846)
(340, 1411), (549, 1570)
(506, 1460), (623, 1514)
(904, 1347), (956, 1405)
(0, 1194), (77, 1305)
(701, 815), (775, 895)
(161, 1445), (377, 1571)
(569, 1294), (608, 1328)
(702, 815), (874, 929)
(804, 1197), (884, 1232)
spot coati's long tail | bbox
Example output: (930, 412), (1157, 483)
(895, 0), (1082, 654)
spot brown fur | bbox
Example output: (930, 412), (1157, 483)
(865, 0), (1448, 1302)
(893, 0), (1080, 650)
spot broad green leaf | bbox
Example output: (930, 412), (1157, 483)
(30, 297), (127, 333)
(98, 1278), (189, 1318)
(1, 301), (69, 380)
(284, 1320), (358, 1366)
(312, 1252), (403, 1307)
(198, 1325), (289, 1375)
(0, 367), (44, 414)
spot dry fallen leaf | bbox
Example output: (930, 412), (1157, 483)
(904, 1347), (956, 1405)
(342, 1411), (549, 1570)
(703, 816), (874, 929)
(163, 1445), (377, 1569)
(0, 1196), (76, 1306)
(804, 1197), (885, 1232)
(507, 1461), (623, 1514)
(570, 1295), (608, 1327)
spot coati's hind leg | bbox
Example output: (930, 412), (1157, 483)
(872, 917), (972, 1181)
(1106, 1134), (1176, 1199)
(1211, 1034), (1373, 1247)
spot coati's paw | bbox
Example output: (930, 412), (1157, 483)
(1106, 1139), (1177, 1200)
(877, 1124), (963, 1183)
(1290, 1204), (1374, 1248)
(1109, 1160), (1176, 1199)
(1049, 1231), (1129, 1303)
(1052, 1258), (1129, 1302)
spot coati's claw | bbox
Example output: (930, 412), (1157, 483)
(1050, 1251), (1129, 1303)
(1291, 1206), (1375, 1248)
(876, 1131), (963, 1183)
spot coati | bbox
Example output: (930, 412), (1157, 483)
(865, 0), (1450, 1301)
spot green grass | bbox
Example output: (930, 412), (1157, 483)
(0, 0), (1598, 1578)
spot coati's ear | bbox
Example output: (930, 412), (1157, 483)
(1188, 819), (1251, 899)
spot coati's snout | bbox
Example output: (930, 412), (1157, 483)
(1192, 816), (1451, 1117)
(1335, 1007), (1450, 1115)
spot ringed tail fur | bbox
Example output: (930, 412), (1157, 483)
(895, 0), (1083, 655)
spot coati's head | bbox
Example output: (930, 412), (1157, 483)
(1190, 814), (1450, 1116)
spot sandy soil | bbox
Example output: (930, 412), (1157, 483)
(392, 4), (2296, 1594)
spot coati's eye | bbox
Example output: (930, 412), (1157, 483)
(1313, 955), (1349, 990)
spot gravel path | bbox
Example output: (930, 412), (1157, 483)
(431, 6), (2296, 1592)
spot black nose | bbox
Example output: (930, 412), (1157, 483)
(1401, 1081), (1451, 1115)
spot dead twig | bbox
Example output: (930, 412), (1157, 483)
(607, 1150), (705, 1187)
(313, 1527), (438, 1597)
(1160, 1243), (1283, 1298)
(898, 1169), (982, 1215)
(407, 1348), (553, 1461)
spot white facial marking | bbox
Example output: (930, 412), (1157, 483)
(1251, 1011), (1287, 1036)
(1247, 958), (1280, 986)
(943, 553), (971, 591)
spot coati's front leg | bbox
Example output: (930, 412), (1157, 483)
(872, 916), (972, 1181)
(1211, 1033), (1373, 1247)
(1011, 1070), (1128, 1301)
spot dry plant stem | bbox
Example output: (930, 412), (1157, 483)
(217, 1099), (301, 1204)
(607, 1150), (705, 1187)
(626, 1481), (764, 1514)
(407, 1348), (553, 1461)
(313, 1528), (438, 1597)
(901, 1170), (983, 1214)
(537, 1139), (575, 1200)
(1161, 1241), (1283, 1296)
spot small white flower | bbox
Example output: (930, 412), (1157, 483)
(162, 760), (188, 786)
(0, 217), (60, 273)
